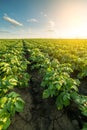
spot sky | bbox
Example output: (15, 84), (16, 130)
(0, 0), (87, 38)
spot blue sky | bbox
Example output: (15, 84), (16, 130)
(0, 0), (87, 38)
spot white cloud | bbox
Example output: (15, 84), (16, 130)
(27, 18), (38, 23)
(40, 11), (47, 17)
(44, 14), (47, 17)
(48, 20), (55, 32)
(0, 30), (10, 33)
(48, 20), (55, 28)
(47, 29), (55, 32)
(3, 15), (23, 26)
(40, 11), (43, 15)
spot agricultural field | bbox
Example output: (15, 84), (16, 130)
(0, 39), (87, 130)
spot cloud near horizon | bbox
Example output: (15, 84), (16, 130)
(47, 20), (55, 32)
(3, 15), (23, 26)
(0, 30), (10, 33)
(27, 18), (38, 23)
(40, 11), (47, 17)
(44, 14), (47, 17)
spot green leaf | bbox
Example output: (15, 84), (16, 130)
(9, 78), (17, 86)
(43, 90), (50, 99)
(56, 95), (63, 110)
(6, 100), (12, 112)
(63, 97), (70, 106)
(71, 85), (78, 91)
(3, 118), (11, 130)
(82, 123), (87, 130)
(8, 92), (20, 98)
(15, 100), (24, 112)
(56, 85), (61, 90)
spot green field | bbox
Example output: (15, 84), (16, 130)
(0, 39), (87, 130)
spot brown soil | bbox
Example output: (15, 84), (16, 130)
(8, 86), (78, 130)
(8, 71), (86, 130)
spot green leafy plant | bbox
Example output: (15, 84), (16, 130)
(41, 60), (80, 110)
(0, 92), (24, 130)
(82, 123), (87, 130)
(0, 41), (29, 129)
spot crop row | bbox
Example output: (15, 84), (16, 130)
(0, 40), (29, 130)
(25, 39), (87, 79)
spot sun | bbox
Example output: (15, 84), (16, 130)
(54, 1), (87, 38)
